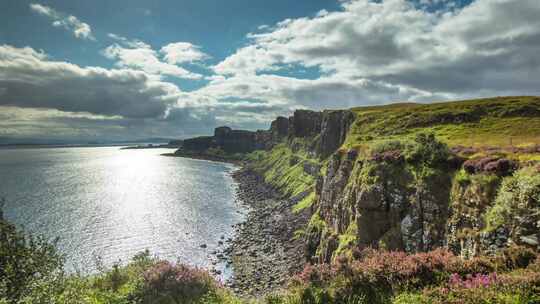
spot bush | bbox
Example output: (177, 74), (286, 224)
(132, 260), (218, 304)
(403, 133), (449, 168)
(280, 247), (540, 304)
(0, 201), (65, 303)
(484, 167), (540, 235)
(370, 141), (404, 155)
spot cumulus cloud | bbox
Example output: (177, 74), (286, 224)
(5, 0), (540, 141)
(214, 0), (540, 98)
(104, 34), (203, 80)
(30, 3), (95, 40)
(161, 42), (210, 64)
(0, 45), (179, 119)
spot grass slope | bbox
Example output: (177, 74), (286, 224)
(345, 96), (540, 152)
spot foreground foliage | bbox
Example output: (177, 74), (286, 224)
(1, 205), (539, 304)
(268, 247), (540, 304)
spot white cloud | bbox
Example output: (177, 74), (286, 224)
(30, 3), (95, 40)
(160, 42), (210, 64)
(213, 0), (540, 98)
(5, 0), (540, 141)
(103, 36), (203, 80)
(0, 44), (179, 118)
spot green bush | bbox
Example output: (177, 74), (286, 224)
(485, 167), (540, 232)
(403, 133), (450, 168)
(0, 201), (66, 303)
(370, 140), (404, 155)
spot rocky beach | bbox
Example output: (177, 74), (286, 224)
(218, 168), (311, 298)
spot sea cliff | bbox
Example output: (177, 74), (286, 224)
(171, 96), (540, 300)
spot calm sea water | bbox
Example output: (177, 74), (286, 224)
(0, 146), (244, 278)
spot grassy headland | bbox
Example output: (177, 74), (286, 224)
(2, 96), (539, 304)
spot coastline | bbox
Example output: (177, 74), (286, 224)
(227, 168), (310, 298)
(168, 152), (310, 298)
(161, 152), (244, 166)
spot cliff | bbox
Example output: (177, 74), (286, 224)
(175, 108), (353, 159)
(242, 96), (540, 263)
(176, 96), (539, 262)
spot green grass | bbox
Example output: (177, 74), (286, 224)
(292, 191), (316, 213)
(345, 96), (540, 153)
(247, 143), (317, 197)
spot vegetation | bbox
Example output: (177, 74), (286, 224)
(5, 205), (538, 304)
(346, 96), (540, 157)
(0, 207), (238, 304)
(267, 247), (540, 304)
(173, 147), (245, 162)
(0, 200), (65, 303)
(485, 167), (540, 232)
(247, 143), (318, 197)
(292, 191), (316, 213)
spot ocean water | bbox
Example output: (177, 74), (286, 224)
(0, 146), (244, 278)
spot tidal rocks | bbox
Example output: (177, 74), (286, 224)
(229, 169), (310, 298)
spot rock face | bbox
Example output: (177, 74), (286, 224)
(318, 110), (356, 158)
(179, 109), (355, 157)
(180, 126), (271, 154)
(214, 128), (260, 153)
(289, 110), (323, 138)
(182, 136), (215, 151)
(307, 138), (455, 261)
(270, 117), (289, 142)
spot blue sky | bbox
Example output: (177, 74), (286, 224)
(1, 0), (539, 142)
(1, 0), (343, 91)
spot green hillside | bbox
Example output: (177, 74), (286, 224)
(344, 96), (540, 159)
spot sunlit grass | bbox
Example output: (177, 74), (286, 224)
(345, 96), (540, 152)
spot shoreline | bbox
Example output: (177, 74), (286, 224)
(169, 153), (310, 297)
(161, 152), (244, 166)
(226, 168), (310, 298)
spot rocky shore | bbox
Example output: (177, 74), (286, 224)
(222, 168), (311, 298)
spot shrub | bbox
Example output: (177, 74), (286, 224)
(484, 167), (540, 235)
(0, 201), (65, 303)
(370, 140), (404, 155)
(421, 269), (540, 304)
(132, 260), (218, 304)
(282, 247), (540, 304)
(403, 133), (450, 168)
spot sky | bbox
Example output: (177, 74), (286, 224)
(0, 0), (539, 142)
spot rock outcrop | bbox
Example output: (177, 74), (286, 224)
(178, 109), (355, 157)
(289, 110), (323, 138)
(180, 126), (271, 154)
(182, 136), (215, 151)
(270, 117), (289, 142)
(308, 143), (454, 262)
(318, 110), (356, 158)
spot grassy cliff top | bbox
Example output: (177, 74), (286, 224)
(345, 96), (540, 157)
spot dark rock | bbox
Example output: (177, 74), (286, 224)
(289, 110), (323, 138)
(303, 161), (321, 177)
(318, 110), (356, 158)
(270, 116), (289, 142)
(181, 136), (216, 152)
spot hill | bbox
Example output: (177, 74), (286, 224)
(346, 96), (540, 160)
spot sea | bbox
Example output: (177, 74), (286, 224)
(0, 146), (245, 279)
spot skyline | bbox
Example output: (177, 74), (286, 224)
(1, 0), (539, 142)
